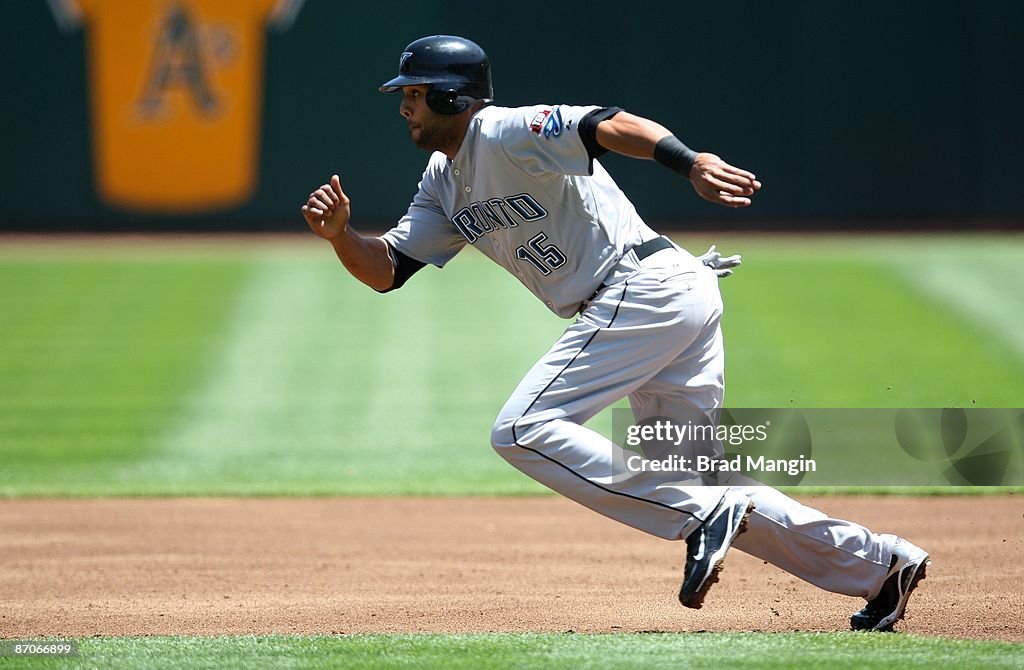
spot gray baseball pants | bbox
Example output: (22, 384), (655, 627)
(490, 242), (892, 598)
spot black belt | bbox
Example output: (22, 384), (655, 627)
(581, 237), (676, 313)
(632, 236), (674, 261)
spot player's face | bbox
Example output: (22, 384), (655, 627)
(399, 85), (462, 154)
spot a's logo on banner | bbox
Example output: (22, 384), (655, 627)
(137, 6), (221, 120)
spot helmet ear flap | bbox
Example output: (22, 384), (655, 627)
(426, 87), (467, 115)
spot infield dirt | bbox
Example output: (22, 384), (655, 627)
(1, 496), (1021, 640)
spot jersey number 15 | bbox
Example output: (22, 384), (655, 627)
(515, 232), (566, 276)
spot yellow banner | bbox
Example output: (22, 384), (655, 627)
(53, 0), (303, 213)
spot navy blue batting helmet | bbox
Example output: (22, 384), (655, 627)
(379, 35), (493, 115)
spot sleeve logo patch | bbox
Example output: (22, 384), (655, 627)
(529, 107), (564, 138)
(542, 107), (563, 138)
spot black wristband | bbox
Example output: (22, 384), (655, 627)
(653, 135), (698, 178)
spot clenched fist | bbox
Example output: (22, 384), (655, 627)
(301, 174), (351, 240)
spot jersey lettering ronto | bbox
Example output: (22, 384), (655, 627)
(381, 104), (660, 318)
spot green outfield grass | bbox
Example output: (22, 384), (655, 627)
(3, 633), (1022, 670)
(0, 234), (1021, 496)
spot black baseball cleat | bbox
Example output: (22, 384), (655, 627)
(850, 537), (930, 631)
(678, 491), (754, 609)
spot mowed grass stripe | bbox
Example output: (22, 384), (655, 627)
(0, 258), (252, 495)
(889, 241), (1024, 365)
(121, 258), (364, 490)
(6, 633), (1022, 670)
(138, 257), (452, 492)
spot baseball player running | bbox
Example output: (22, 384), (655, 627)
(301, 35), (929, 631)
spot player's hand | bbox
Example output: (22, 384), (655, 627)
(697, 244), (742, 278)
(688, 153), (761, 208)
(301, 175), (351, 240)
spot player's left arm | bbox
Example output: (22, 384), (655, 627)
(593, 111), (761, 208)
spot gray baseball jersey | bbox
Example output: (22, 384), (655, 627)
(382, 104), (659, 318)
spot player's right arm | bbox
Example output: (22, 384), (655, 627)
(301, 174), (396, 291)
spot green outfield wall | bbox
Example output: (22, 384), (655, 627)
(1, 0), (1021, 231)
